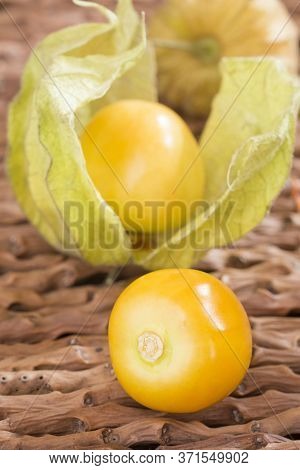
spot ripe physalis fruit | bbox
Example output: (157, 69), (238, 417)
(108, 269), (252, 413)
(80, 100), (205, 234)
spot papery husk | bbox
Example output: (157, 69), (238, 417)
(7, 1), (300, 270)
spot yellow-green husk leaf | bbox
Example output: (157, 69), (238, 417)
(8, 0), (157, 266)
(139, 58), (300, 270)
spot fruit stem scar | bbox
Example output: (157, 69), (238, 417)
(138, 332), (164, 362)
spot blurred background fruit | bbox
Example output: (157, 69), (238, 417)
(149, 0), (299, 117)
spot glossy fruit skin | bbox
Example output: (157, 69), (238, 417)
(80, 100), (204, 233)
(108, 269), (252, 413)
(150, 0), (299, 116)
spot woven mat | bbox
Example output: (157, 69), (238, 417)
(0, 0), (300, 450)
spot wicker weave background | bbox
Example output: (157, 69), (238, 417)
(0, 0), (300, 450)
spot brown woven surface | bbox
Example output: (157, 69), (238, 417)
(0, 0), (300, 450)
